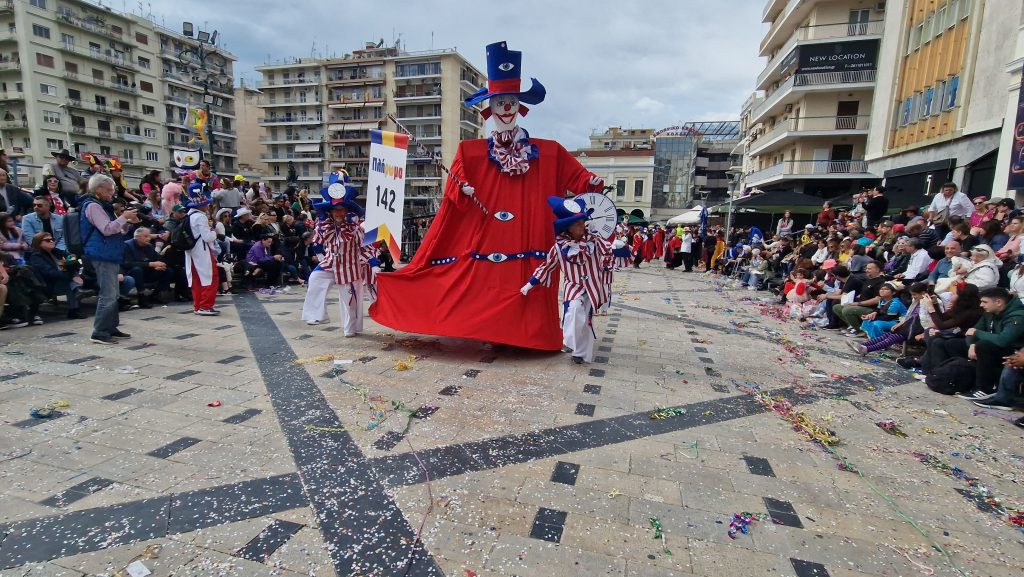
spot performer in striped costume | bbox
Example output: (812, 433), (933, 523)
(522, 197), (612, 364)
(301, 172), (378, 337)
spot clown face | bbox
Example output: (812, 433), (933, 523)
(489, 94), (520, 132)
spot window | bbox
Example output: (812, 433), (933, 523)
(88, 42), (101, 54)
(135, 32), (149, 45)
(45, 138), (63, 151)
(137, 56), (150, 69)
(64, 61), (78, 73)
(923, 14), (934, 42)
(949, 0), (960, 25)
(94, 95), (107, 106)
(911, 92), (921, 121)
(35, 53), (54, 68)
(32, 24), (50, 39)
(900, 98), (912, 126)
(145, 151), (159, 162)
(935, 6), (947, 34)
(633, 179), (644, 199)
(97, 120), (111, 131)
(117, 124), (132, 136)
(70, 115), (84, 127)
(922, 87), (934, 117)
(144, 128), (156, 138)
(937, 79), (948, 110)
(29, 0), (46, 8)
(139, 80), (153, 93)
(615, 179), (626, 197)
(67, 88), (80, 100)
(914, 24), (924, 50)
(961, 0), (971, 18)
(945, 75), (960, 109)
(39, 83), (57, 96)
(142, 104), (155, 116)
(42, 110), (61, 124)
(92, 69), (103, 81)
(60, 33), (73, 47)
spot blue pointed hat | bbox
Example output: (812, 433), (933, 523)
(464, 41), (546, 107)
(184, 181), (211, 208)
(548, 196), (590, 235)
(313, 170), (363, 217)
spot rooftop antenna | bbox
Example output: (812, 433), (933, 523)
(431, 31), (434, 50)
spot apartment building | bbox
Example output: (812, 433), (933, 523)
(255, 43), (485, 214)
(866, 0), (1022, 204)
(156, 24), (238, 174)
(744, 0), (885, 199)
(233, 82), (266, 175)
(255, 58), (323, 188)
(573, 127), (656, 220)
(0, 0), (167, 186)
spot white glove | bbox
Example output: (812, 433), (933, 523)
(461, 184), (476, 197)
(588, 175), (604, 187)
(520, 282), (533, 296)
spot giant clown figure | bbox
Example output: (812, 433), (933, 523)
(370, 41), (605, 351)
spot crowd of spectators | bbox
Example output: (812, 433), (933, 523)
(705, 183), (1024, 427)
(0, 151), (350, 331)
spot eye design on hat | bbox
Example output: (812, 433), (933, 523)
(562, 199), (582, 213)
(494, 211), (515, 222)
(498, 62), (515, 71)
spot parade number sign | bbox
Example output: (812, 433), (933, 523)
(362, 130), (409, 261)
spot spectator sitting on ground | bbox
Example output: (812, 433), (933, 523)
(953, 287), (1024, 402)
(857, 281), (908, 340)
(27, 232), (85, 320)
(847, 243), (873, 274)
(906, 220), (939, 248)
(832, 260), (886, 335)
(971, 347), (1024, 425)
(928, 240), (961, 288)
(123, 227), (172, 308)
(848, 281), (931, 356)
(246, 233), (284, 286)
(900, 282), (982, 369)
(995, 214), (1023, 265)
(951, 222), (978, 254)
(21, 196), (65, 253)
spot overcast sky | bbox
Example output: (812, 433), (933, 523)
(144, 0), (767, 148)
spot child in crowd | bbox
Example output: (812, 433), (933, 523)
(858, 281), (908, 339)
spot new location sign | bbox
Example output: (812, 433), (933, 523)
(362, 130), (409, 261)
(797, 39), (879, 73)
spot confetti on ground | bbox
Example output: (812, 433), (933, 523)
(876, 420), (908, 438)
(294, 354), (334, 364)
(650, 406), (685, 419)
(29, 400), (70, 419)
(727, 512), (768, 539)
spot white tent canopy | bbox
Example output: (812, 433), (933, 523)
(666, 206), (705, 225)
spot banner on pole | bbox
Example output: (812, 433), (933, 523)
(1008, 69), (1024, 190)
(363, 130), (409, 262)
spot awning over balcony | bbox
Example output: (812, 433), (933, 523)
(711, 190), (828, 215)
(294, 143), (321, 153)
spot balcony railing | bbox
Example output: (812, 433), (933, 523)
(59, 42), (136, 70)
(753, 70), (876, 122)
(260, 135), (323, 143)
(0, 90), (22, 100)
(0, 119), (27, 129)
(56, 12), (108, 35)
(747, 159), (871, 183)
(760, 0), (801, 54)
(749, 115), (870, 152)
(757, 20), (884, 88)
(0, 0), (13, 12)
(66, 98), (142, 119)
(0, 60), (20, 71)
(259, 116), (322, 124)
(262, 97), (323, 106)
(394, 90), (442, 99)
(257, 78), (321, 88)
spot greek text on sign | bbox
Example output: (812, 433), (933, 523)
(363, 130), (409, 262)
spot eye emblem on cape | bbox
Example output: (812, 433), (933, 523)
(327, 183), (346, 199)
(494, 211), (515, 222)
(498, 62), (515, 72)
(562, 199), (583, 213)
(486, 253), (508, 263)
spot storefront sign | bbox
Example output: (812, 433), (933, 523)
(797, 39), (879, 73)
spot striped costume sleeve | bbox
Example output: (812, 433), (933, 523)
(530, 245), (560, 287)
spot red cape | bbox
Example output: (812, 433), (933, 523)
(369, 137), (601, 350)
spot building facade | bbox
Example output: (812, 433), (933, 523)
(233, 82), (265, 176)
(993, 19), (1024, 200)
(866, 0), (1022, 204)
(744, 0), (885, 199)
(573, 127), (655, 220)
(254, 44), (485, 214)
(651, 122), (741, 222)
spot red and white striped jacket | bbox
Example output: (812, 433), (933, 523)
(530, 232), (613, 308)
(313, 218), (376, 284)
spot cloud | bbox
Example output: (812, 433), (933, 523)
(145, 0), (766, 148)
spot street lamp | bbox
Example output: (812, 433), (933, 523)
(177, 23), (230, 171)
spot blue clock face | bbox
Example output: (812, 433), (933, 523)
(576, 193), (618, 238)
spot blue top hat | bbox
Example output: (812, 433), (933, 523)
(548, 196), (590, 235)
(184, 181), (211, 209)
(313, 170), (364, 218)
(464, 41), (546, 107)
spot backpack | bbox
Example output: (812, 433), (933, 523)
(64, 208), (83, 256)
(169, 215), (198, 251)
(925, 357), (975, 395)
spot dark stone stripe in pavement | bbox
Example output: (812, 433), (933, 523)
(764, 497), (804, 528)
(369, 373), (914, 488)
(165, 370), (199, 381)
(574, 403), (596, 417)
(222, 408), (262, 425)
(791, 558), (831, 577)
(100, 388), (143, 401)
(0, 474), (306, 569)
(233, 293), (442, 577)
(529, 507), (567, 543)
(147, 437), (202, 459)
(234, 519), (304, 563)
(0, 371), (35, 382)
(583, 384), (602, 395)
(742, 456), (776, 477)
(66, 356), (101, 365)
(550, 461), (580, 486)
(38, 477), (114, 508)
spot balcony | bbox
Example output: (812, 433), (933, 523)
(165, 94), (236, 114)
(328, 131), (371, 142)
(259, 116), (322, 126)
(66, 99), (142, 120)
(325, 72), (383, 85)
(0, 0), (12, 13)
(327, 94), (385, 108)
(394, 89), (442, 101)
(756, 20), (884, 89)
(261, 97), (323, 107)
(746, 159), (873, 186)
(751, 69), (876, 124)
(0, 119), (27, 130)
(261, 153), (323, 162)
(395, 114), (441, 124)
(0, 29), (16, 42)
(260, 135), (323, 144)
(0, 60), (20, 72)
(59, 42), (136, 71)
(257, 78), (321, 88)
(748, 115), (870, 156)
(55, 12), (110, 36)
(0, 90), (22, 101)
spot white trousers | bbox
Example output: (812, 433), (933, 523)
(301, 269), (364, 336)
(563, 295), (596, 362)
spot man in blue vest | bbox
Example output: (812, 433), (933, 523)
(80, 174), (140, 344)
